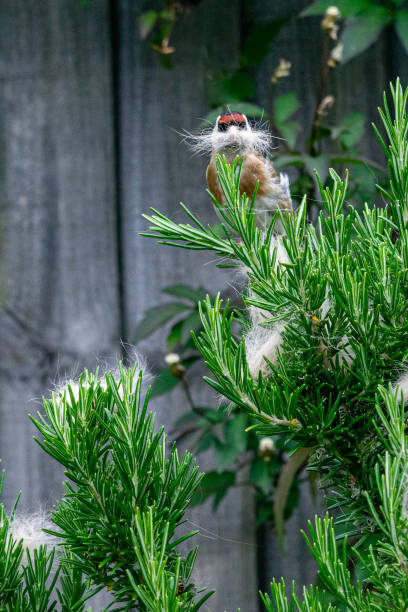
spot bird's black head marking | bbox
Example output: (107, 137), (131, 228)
(217, 112), (247, 132)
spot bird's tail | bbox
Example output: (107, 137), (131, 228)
(279, 173), (290, 198)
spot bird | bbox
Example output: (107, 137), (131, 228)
(183, 111), (294, 378)
(204, 111), (293, 228)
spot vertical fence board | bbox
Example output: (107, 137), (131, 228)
(116, 1), (258, 610)
(0, 0), (118, 515)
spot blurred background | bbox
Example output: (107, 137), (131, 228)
(1, 0), (408, 609)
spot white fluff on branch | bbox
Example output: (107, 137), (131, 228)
(245, 321), (284, 378)
(53, 346), (151, 404)
(393, 370), (408, 403)
(8, 512), (56, 563)
(244, 235), (289, 378)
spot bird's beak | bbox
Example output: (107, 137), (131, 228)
(228, 126), (239, 142)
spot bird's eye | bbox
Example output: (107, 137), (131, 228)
(237, 121), (247, 129)
(217, 122), (229, 132)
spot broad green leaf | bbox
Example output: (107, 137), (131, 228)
(173, 410), (198, 427)
(163, 284), (207, 303)
(395, 10), (408, 53)
(250, 457), (273, 494)
(214, 414), (247, 471)
(273, 154), (304, 171)
(303, 153), (330, 183)
(225, 413), (247, 453)
(150, 356), (199, 398)
(214, 473), (236, 508)
(181, 311), (203, 344)
(341, 8), (392, 63)
(133, 302), (190, 342)
(180, 355), (201, 368)
(241, 19), (287, 67)
(138, 10), (158, 39)
(198, 407), (227, 424)
(274, 93), (300, 128)
(279, 121), (301, 150)
(190, 471), (235, 508)
(339, 111), (365, 149)
(256, 502), (274, 527)
(214, 440), (240, 472)
(312, 123), (332, 144)
(204, 103), (268, 126)
(330, 155), (384, 171)
(226, 70), (255, 101)
(301, 0), (372, 17)
(209, 70), (255, 107)
(167, 319), (183, 350)
(150, 368), (180, 398)
(196, 431), (218, 454)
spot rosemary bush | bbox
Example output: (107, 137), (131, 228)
(142, 79), (408, 609)
(2, 79), (408, 611)
(0, 367), (212, 611)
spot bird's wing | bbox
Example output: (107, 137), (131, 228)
(206, 156), (224, 204)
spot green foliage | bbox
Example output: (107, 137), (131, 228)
(134, 282), (301, 525)
(0, 470), (98, 611)
(303, 0), (408, 63)
(341, 6), (392, 63)
(144, 80), (408, 610)
(204, 103), (268, 126)
(126, 507), (212, 612)
(207, 18), (286, 108)
(133, 301), (192, 343)
(190, 471), (235, 509)
(301, 0), (373, 17)
(274, 93), (301, 150)
(27, 366), (212, 611)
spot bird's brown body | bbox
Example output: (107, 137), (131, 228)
(206, 150), (292, 214)
(203, 111), (292, 224)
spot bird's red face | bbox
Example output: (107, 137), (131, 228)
(186, 109), (269, 156)
(213, 112), (251, 152)
(216, 112), (248, 132)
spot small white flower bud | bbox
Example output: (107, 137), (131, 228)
(329, 42), (343, 66)
(321, 6), (341, 40)
(317, 95), (335, 116)
(271, 58), (292, 84)
(165, 353), (186, 379)
(258, 437), (275, 460)
(326, 6), (340, 18)
(165, 353), (181, 365)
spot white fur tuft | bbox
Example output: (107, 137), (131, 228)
(279, 173), (290, 197)
(245, 322), (284, 378)
(52, 347), (152, 403)
(393, 371), (408, 403)
(9, 512), (56, 563)
(182, 122), (275, 157)
(244, 235), (289, 378)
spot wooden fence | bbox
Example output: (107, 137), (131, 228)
(1, 1), (406, 609)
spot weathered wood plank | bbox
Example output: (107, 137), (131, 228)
(0, 4), (118, 608)
(0, 0), (118, 540)
(116, 1), (258, 609)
